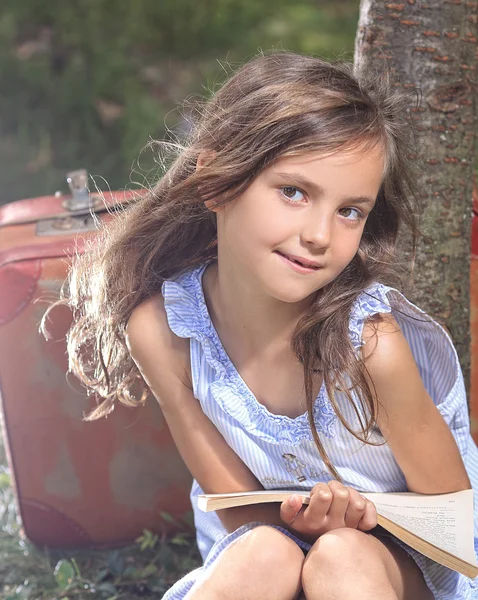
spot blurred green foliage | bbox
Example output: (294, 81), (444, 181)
(0, 0), (358, 202)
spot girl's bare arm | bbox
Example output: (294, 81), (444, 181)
(125, 293), (294, 533)
(362, 314), (471, 494)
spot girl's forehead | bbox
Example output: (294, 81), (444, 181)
(270, 144), (385, 172)
(263, 145), (386, 194)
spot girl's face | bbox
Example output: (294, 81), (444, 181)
(213, 144), (385, 305)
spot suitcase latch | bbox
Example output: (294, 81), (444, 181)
(36, 214), (98, 236)
(64, 169), (91, 211)
(36, 168), (103, 235)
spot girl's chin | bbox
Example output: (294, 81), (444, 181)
(265, 284), (323, 305)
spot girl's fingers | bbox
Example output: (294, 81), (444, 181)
(280, 483), (377, 539)
(280, 494), (304, 526)
(343, 488), (367, 529)
(302, 482), (333, 528)
(325, 480), (350, 526)
(357, 499), (378, 531)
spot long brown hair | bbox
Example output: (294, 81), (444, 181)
(42, 52), (422, 479)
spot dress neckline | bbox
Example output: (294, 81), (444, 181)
(193, 261), (328, 425)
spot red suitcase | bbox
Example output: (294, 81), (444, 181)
(0, 170), (192, 548)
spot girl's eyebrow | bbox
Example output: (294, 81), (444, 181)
(273, 171), (376, 206)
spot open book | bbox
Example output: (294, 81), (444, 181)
(198, 489), (477, 578)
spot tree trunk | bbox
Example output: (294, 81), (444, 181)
(354, 0), (478, 389)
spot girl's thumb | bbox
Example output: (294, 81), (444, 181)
(280, 495), (302, 525)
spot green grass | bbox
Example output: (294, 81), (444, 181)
(0, 441), (201, 600)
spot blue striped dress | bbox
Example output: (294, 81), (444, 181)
(161, 261), (478, 599)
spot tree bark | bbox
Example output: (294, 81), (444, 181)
(354, 0), (478, 389)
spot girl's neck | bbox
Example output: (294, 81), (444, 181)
(202, 260), (313, 357)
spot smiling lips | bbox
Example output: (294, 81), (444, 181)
(277, 251), (322, 269)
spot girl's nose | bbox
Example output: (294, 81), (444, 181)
(300, 216), (332, 249)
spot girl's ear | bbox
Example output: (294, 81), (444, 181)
(204, 199), (223, 213)
(197, 150), (223, 213)
(196, 149), (216, 172)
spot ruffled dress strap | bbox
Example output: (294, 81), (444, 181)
(348, 282), (393, 352)
(160, 263), (229, 381)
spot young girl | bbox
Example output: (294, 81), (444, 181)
(58, 52), (478, 599)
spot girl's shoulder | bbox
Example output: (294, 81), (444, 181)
(350, 282), (464, 415)
(124, 295), (195, 434)
(351, 282), (470, 458)
(349, 281), (450, 353)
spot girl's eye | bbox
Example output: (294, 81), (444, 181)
(339, 207), (362, 221)
(280, 186), (305, 203)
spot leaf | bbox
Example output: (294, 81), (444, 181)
(157, 544), (175, 571)
(70, 557), (81, 578)
(159, 511), (176, 524)
(122, 565), (138, 577)
(96, 581), (118, 595)
(106, 550), (125, 576)
(181, 510), (195, 528)
(136, 529), (158, 551)
(4, 586), (30, 600)
(148, 577), (168, 594)
(95, 568), (110, 583)
(53, 559), (75, 590)
(0, 471), (11, 489)
(139, 563), (158, 577)
(171, 533), (190, 547)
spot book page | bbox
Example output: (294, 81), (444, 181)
(363, 489), (476, 566)
(197, 490), (311, 511)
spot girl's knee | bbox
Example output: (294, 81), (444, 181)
(238, 525), (305, 575)
(193, 526), (304, 600)
(306, 528), (383, 566)
(302, 528), (392, 586)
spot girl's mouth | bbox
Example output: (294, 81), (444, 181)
(275, 251), (322, 272)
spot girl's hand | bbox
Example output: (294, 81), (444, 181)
(279, 480), (377, 542)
